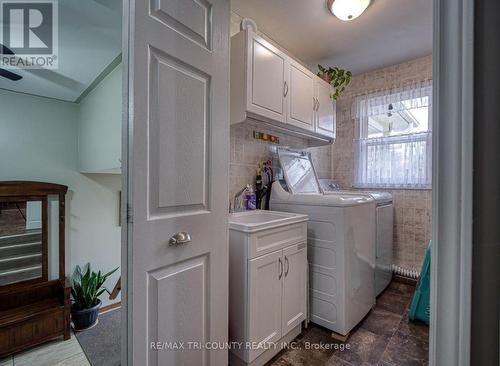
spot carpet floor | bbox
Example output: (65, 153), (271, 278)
(75, 309), (121, 366)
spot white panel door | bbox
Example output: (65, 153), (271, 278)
(282, 243), (307, 336)
(248, 34), (287, 123)
(125, 0), (229, 365)
(315, 80), (336, 138)
(287, 61), (314, 131)
(248, 250), (283, 362)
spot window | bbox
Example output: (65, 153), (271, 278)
(353, 82), (432, 189)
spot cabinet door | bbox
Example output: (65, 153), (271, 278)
(282, 243), (307, 336)
(315, 80), (336, 138)
(287, 61), (315, 131)
(248, 250), (283, 361)
(248, 35), (287, 123)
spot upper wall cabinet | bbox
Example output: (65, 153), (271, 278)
(78, 64), (122, 174)
(249, 36), (287, 123)
(231, 29), (336, 145)
(315, 78), (336, 139)
(288, 60), (315, 132)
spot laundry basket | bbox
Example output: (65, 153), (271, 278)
(409, 241), (431, 324)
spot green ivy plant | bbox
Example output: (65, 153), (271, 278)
(317, 65), (352, 101)
(71, 264), (119, 310)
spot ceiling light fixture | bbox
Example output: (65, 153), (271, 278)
(327, 0), (371, 21)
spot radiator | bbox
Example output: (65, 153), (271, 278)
(392, 264), (420, 280)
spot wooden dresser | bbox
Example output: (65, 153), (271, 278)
(0, 181), (71, 357)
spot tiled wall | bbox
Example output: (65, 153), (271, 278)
(229, 124), (333, 202)
(333, 55), (433, 272)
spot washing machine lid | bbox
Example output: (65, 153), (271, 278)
(330, 190), (393, 205)
(277, 148), (321, 194)
(365, 191), (393, 204)
(271, 181), (374, 207)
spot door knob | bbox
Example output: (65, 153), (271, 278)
(168, 232), (192, 246)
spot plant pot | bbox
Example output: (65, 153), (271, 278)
(320, 74), (332, 83)
(71, 299), (102, 331)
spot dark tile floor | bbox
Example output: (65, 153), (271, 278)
(267, 281), (429, 366)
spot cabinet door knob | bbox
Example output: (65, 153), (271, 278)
(285, 256), (289, 277)
(283, 81), (289, 97)
(278, 258), (283, 280)
(168, 232), (192, 246)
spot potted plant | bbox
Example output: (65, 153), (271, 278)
(70, 264), (118, 331)
(317, 64), (353, 100)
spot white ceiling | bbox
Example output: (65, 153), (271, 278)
(231, 0), (432, 75)
(0, 0), (122, 102)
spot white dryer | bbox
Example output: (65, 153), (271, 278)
(270, 149), (376, 336)
(319, 180), (394, 297)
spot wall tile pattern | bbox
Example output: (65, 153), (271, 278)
(229, 124), (332, 201)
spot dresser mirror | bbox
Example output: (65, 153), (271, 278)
(0, 198), (46, 286)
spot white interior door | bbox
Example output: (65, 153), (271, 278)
(25, 201), (42, 230)
(282, 243), (306, 335)
(315, 80), (336, 138)
(248, 35), (287, 123)
(287, 61), (314, 131)
(125, 0), (229, 365)
(248, 250), (283, 362)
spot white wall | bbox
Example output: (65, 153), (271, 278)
(78, 64), (122, 173)
(0, 88), (121, 307)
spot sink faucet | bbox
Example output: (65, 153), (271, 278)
(231, 184), (250, 213)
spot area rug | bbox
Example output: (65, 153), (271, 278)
(75, 309), (121, 366)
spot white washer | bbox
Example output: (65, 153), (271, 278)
(270, 149), (376, 336)
(319, 180), (394, 297)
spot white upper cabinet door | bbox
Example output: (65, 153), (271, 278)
(315, 80), (336, 138)
(282, 243), (307, 336)
(126, 0), (230, 365)
(248, 34), (287, 123)
(248, 250), (283, 362)
(287, 61), (315, 131)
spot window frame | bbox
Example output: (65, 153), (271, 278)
(354, 85), (433, 189)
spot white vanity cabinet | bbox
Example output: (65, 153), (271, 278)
(228, 211), (308, 366)
(230, 28), (336, 143)
(281, 243), (307, 335)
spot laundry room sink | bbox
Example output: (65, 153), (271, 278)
(228, 209), (308, 365)
(228, 210), (307, 232)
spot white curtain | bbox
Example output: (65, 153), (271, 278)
(354, 132), (432, 189)
(353, 81), (432, 189)
(353, 80), (432, 120)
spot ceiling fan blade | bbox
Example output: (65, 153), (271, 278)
(0, 68), (23, 81)
(0, 43), (15, 55)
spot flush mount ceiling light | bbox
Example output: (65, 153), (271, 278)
(327, 0), (371, 21)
